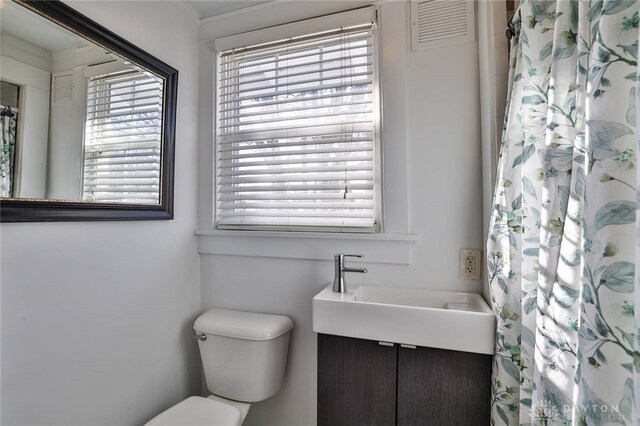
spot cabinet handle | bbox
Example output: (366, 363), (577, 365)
(378, 341), (395, 347)
(400, 344), (416, 349)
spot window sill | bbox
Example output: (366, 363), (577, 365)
(195, 229), (418, 264)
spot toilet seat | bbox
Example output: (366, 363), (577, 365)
(144, 396), (242, 426)
(207, 395), (251, 422)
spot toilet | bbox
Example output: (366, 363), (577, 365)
(145, 308), (294, 425)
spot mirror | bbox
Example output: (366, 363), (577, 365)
(0, 0), (177, 221)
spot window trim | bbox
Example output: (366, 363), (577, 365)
(196, 2), (414, 260)
(195, 228), (418, 265)
(213, 7), (377, 52)
(212, 7), (383, 233)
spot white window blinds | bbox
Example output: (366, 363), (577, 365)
(83, 70), (163, 204)
(216, 20), (379, 232)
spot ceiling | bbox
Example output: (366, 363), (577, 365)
(1, 0), (86, 52)
(184, 1), (272, 19)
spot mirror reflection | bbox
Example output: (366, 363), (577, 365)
(0, 0), (165, 204)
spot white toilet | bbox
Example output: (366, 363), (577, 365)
(145, 308), (294, 426)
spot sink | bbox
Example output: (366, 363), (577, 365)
(312, 285), (496, 354)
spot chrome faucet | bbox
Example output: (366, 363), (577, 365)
(333, 254), (367, 293)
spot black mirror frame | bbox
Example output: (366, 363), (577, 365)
(1, 0), (177, 222)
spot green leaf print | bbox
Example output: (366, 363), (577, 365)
(616, 326), (634, 345)
(619, 378), (633, 421)
(524, 297), (536, 314)
(594, 201), (635, 231)
(500, 356), (521, 383)
(618, 42), (638, 60)
(600, 261), (634, 293)
(602, 0), (635, 15)
(553, 284), (579, 308)
(590, 0), (604, 20)
(540, 147), (574, 171)
(512, 143), (536, 167)
(512, 194), (523, 211)
(588, 120), (633, 161)
(539, 41), (553, 61)
(496, 405), (509, 425)
(523, 94), (545, 105)
(558, 186), (570, 218)
(553, 45), (576, 60)
(594, 348), (608, 365)
(595, 314), (609, 337)
(523, 176), (537, 197)
(498, 277), (509, 295)
(521, 326), (536, 347)
(581, 327), (599, 341)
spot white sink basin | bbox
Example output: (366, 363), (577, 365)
(312, 285), (496, 354)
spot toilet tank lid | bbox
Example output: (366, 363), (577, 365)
(194, 308), (293, 341)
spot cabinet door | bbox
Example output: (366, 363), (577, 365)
(317, 334), (397, 426)
(397, 345), (492, 426)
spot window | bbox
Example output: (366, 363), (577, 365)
(83, 70), (163, 204)
(216, 14), (379, 232)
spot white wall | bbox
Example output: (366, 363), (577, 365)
(1, 2), (202, 425)
(197, 2), (483, 425)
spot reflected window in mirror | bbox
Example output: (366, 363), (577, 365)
(83, 70), (163, 204)
(0, 0), (177, 221)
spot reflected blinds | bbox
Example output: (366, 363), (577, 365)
(83, 70), (163, 204)
(216, 22), (378, 231)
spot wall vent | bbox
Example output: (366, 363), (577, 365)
(51, 72), (73, 106)
(410, 0), (476, 51)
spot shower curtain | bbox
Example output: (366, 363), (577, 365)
(0, 107), (17, 197)
(487, 1), (639, 424)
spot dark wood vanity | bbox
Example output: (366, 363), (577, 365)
(317, 333), (492, 426)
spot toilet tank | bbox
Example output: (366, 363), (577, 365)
(194, 308), (293, 402)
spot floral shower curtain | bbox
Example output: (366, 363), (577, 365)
(0, 108), (17, 197)
(487, 1), (640, 424)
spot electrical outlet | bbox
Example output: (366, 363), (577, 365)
(459, 249), (482, 280)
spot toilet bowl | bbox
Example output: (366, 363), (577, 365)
(144, 308), (293, 426)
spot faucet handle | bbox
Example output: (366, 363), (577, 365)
(333, 254), (366, 293)
(335, 254), (364, 259)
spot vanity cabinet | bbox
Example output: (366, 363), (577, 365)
(317, 334), (492, 426)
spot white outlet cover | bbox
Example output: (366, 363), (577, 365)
(459, 249), (482, 280)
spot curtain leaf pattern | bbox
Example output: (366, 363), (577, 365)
(0, 112), (17, 197)
(487, 1), (640, 424)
